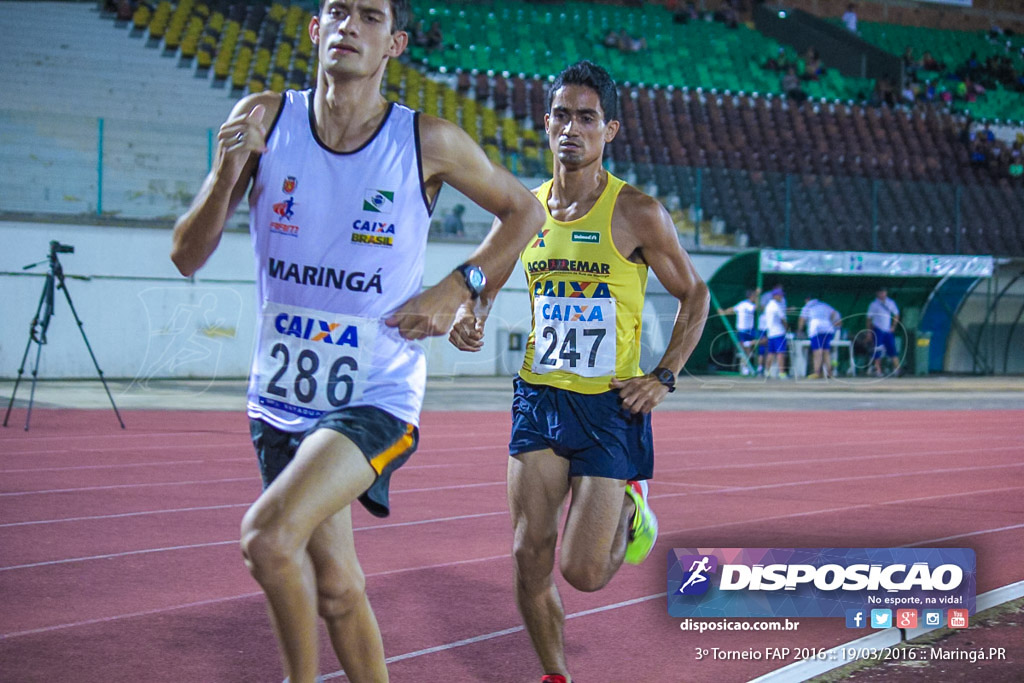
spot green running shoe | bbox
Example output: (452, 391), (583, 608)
(624, 480), (658, 565)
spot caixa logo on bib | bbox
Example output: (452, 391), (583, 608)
(667, 548), (976, 618)
(273, 313), (359, 348)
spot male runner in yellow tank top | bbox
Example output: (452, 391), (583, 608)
(451, 61), (709, 683)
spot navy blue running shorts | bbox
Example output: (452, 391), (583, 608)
(509, 376), (653, 481)
(249, 405), (418, 518)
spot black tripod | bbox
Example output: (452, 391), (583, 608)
(3, 241), (125, 431)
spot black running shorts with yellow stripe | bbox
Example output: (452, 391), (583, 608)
(249, 405), (418, 518)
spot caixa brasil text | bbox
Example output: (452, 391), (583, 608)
(719, 563), (963, 592)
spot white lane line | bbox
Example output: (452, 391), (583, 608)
(0, 476), (259, 498)
(656, 443), (1023, 474)
(0, 458), (251, 474)
(2, 442), (247, 457)
(0, 503), (252, 528)
(0, 540), (240, 572)
(661, 486), (1024, 539)
(0, 511), (509, 571)
(651, 461), (1024, 501)
(391, 481), (504, 495)
(321, 593), (665, 679)
(910, 523), (1024, 546)
(0, 592), (265, 640)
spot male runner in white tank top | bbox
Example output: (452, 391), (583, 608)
(171, 2), (545, 681)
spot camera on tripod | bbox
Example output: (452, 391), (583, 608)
(5, 238), (124, 430)
(49, 240), (75, 256)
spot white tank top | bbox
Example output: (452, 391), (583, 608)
(246, 90), (432, 431)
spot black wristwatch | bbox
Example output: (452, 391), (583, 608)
(652, 367), (676, 393)
(454, 263), (486, 299)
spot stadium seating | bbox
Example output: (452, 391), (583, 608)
(851, 21), (1024, 123)
(408, 0), (871, 101)
(3, 1), (1022, 257)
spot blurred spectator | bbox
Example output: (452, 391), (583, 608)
(442, 204), (465, 237)
(872, 78), (896, 108)
(902, 47), (917, 79)
(923, 79), (937, 102)
(621, 33), (648, 53)
(970, 141), (988, 166)
(410, 20), (429, 49)
(713, 0), (740, 29)
(718, 288), (759, 376)
(668, 0), (699, 24)
(783, 67), (807, 103)
(920, 51), (944, 72)
(798, 297), (841, 379)
(598, 29), (646, 54)
(762, 48), (790, 73)
(425, 21), (444, 53)
(842, 3), (858, 34)
(901, 82), (917, 104)
(763, 286), (789, 379)
(802, 47), (823, 81)
(867, 287), (901, 377)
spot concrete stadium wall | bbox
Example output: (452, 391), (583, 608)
(0, 220), (727, 381)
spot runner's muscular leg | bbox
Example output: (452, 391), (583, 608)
(308, 507), (387, 683)
(508, 450), (571, 677)
(241, 428), (377, 683)
(560, 475), (632, 592)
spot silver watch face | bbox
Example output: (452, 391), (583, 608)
(466, 266), (486, 292)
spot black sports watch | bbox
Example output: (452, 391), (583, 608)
(652, 367), (676, 393)
(454, 263), (486, 299)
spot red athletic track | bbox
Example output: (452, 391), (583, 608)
(1, 409), (1022, 683)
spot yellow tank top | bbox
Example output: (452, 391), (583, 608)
(519, 173), (648, 394)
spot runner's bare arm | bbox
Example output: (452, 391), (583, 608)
(171, 92), (281, 276)
(386, 116), (544, 340)
(448, 213), (530, 352)
(611, 194), (709, 413)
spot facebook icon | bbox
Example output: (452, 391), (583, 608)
(845, 609), (867, 629)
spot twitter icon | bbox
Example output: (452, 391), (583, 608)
(871, 609), (893, 628)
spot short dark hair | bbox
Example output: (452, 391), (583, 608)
(547, 60), (619, 122)
(318, 0), (410, 33)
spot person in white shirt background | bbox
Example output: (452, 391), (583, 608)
(763, 286), (789, 379)
(718, 287), (759, 375)
(842, 3), (858, 34)
(867, 287), (902, 376)
(797, 296), (841, 379)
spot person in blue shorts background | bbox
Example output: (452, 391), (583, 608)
(867, 287), (901, 376)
